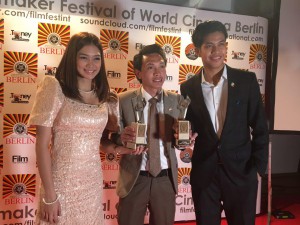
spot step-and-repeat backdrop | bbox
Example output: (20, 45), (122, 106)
(0, 0), (267, 224)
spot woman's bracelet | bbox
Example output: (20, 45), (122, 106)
(113, 145), (121, 155)
(42, 194), (61, 205)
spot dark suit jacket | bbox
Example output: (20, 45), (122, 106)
(115, 88), (183, 198)
(180, 65), (269, 188)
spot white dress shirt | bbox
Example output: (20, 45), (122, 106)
(201, 66), (228, 138)
(140, 87), (169, 171)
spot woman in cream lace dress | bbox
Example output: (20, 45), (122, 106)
(29, 32), (129, 224)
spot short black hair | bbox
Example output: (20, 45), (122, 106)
(133, 44), (167, 83)
(192, 20), (228, 48)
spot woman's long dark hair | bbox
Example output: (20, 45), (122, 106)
(55, 32), (109, 103)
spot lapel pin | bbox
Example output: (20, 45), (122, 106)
(231, 82), (235, 87)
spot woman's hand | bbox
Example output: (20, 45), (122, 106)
(120, 126), (136, 145)
(41, 194), (62, 224)
(131, 145), (148, 155)
(114, 145), (147, 155)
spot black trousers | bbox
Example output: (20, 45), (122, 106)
(192, 165), (258, 225)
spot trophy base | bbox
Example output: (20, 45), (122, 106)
(176, 139), (190, 150)
(126, 122), (147, 150)
(176, 120), (190, 150)
(126, 142), (147, 150)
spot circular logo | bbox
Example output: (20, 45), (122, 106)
(186, 72), (195, 81)
(109, 39), (120, 51)
(180, 148), (192, 163)
(47, 33), (61, 46)
(13, 123), (27, 135)
(13, 183), (26, 195)
(163, 44), (173, 55)
(185, 43), (198, 60)
(181, 175), (190, 185)
(14, 61), (28, 74)
(106, 152), (116, 162)
(256, 51), (263, 62)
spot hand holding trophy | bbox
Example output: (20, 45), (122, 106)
(176, 96), (191, 150)
(126, 96), (147, 149)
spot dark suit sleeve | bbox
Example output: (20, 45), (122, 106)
(248, 73), (269, 176)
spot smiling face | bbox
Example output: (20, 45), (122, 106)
(136, 53), (166, 97)
(76, 44), (101, 83)
(197, 31), (227, 74)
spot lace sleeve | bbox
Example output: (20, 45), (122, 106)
(28, 76), (64, 127)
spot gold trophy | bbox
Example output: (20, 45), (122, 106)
(126, 97), (147, 149)
(176, 96), (191, 150)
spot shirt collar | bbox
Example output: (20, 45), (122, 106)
(201, 65), (228, 85)
(141, 87), (163, 103)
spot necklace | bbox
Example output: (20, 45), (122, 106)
(78, 88), (95, 94)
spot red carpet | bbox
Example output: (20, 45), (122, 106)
(175, 203), (300, 225)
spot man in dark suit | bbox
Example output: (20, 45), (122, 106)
(115, 44), (192, 225)
(180, 20), (269, 225)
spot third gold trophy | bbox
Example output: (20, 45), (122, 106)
(176, 96), (191, 150)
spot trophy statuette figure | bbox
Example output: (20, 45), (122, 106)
(126, 96), (147, 149)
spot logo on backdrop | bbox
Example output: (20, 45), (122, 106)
(135, 42), (146, 51)
(103, 200), (118, 220)
(179, 148), (193, 163)
(155, 35), (181, 63)
(103, 180), (117, 190)
(185, 43), (198, 60)
(179, 64), (201, 85)
(107, 70), (122, 79)
(231, 50), (246, 60)
(12, 154), (28, 164)
(176, 168), (194, 213)
(4, 51), (38, 83)
(165, 73), (173, 82)
(0, 206), (36, 221)
(0, 19), (4, 45)
(127, 60), (141, 89)
(3, 174), (36, 206)
(0, 145), (3, 171)
(38, 22), (70, 55)
(11, 29), (31, 42)
(3, 114), (36, 145)
(112, 88), (127, 93)
(177, 168), (191, 186)
(0, 83), (4, 112)
(100, 151), (120, 171)
(101, 29), (128, 60)
(44, 65), (57, 76)
(10, 92), (31, 104)
(257, 78), (264, 88)
(249, 44), (267, 70)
